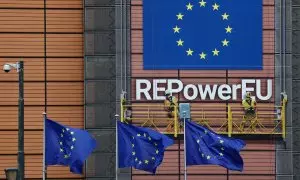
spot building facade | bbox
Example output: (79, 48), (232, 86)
(0, 0), (299, 179)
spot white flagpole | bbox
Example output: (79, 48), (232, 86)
(115, 114), (119, 180)
(183, 111), (187, 180)
(42, 112), (47, 180)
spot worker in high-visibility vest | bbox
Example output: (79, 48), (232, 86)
(164, 90), (178, 118)
(240, 91), (257, 131)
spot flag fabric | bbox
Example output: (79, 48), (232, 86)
(185, 120), (246, 171)
(45, 119), (97, 174)
(143, 0), (262, 70)
(117, 121), (174, 173)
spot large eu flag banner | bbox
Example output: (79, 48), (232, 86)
(143, 0), (262, 70)
(45, 119), (97, 174)
(185, 120), (246, 171)
(118, 121), (174, 174)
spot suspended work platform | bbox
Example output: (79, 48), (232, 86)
(120, 95), (287, 139)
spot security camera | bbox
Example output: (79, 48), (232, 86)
(3, 64), (11, 73)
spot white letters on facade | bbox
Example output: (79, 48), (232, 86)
(135, 79), (273, 101)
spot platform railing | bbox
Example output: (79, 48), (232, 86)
(121, 98), (287, 139)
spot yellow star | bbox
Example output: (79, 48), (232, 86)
(177, 39), (184, 46)
(173, 26), (181, 33)
(152, 157), (155, 160)
(176, 13), (184, 20)
(196, 139), (200, 143)
(186, 48), (193, 56)
(219, 153), (223, 156)
(212, 48), (220, 56)
(186, 3), (193, 10)
(132, 151), (136, 156)
(71, 145), (74, 150)
(64, 154), (69, 159)
(72, 137), (76, 142)
(156, 150), (159, 154)
(132, 144), (135, 147)
(225, 26), (233, 33)
(137, 134), (141, 137)
(207, 155), (211, 159)
(135, 157), (138, 162)
(70, 131), (74, 135)
(144, 160), (149, 164)
(59, 142), (62, 145)
(222, 39), (229, 46)
(60, 148), (63, 152)
(199, 52), (207, 59)
(222, 13), (229, 20)
(199, 0), (206, 7)
(220, 140), (224, 144)
(212, 3), (219, 11)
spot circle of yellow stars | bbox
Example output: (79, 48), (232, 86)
(59, 127), (76, 159)
(173, 1), (233, 61)
(131, 133), (159, 166)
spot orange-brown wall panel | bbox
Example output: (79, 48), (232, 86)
(132, 54), (178, 77)
(46, 34), (83, 57)
(0, 0), (43, 8)
(0, 58), (44, 81)
(0, 0), (84, 179)
(46, 0), (83, 9)
(0, 82), (45, 105)
(0, 106), (83, 131)
(46, 58), (83, 81)
(0, 131), (42, 154)
(47, 106), (84, 128)
(0, 34), (44, 56)
(0, 106), (44, 130)
(47, 82), (83, 106)
(0, 10), (43, 32)
(0, 155), (83, 179)
(46, 10), (83, 33)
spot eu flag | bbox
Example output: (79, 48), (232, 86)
(185, 120), (245, 171)
(143, 0), (262, 70)
(45, 119), (97, 174)
(117, 121), (174, 173)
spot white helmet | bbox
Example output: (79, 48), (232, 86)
(165, 89), (171, 96)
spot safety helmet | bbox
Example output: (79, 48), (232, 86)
(246, 92), (251, 98)
(165, 89), (171, 96)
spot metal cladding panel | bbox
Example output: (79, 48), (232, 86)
(0, 9), (43, 32)
(0, 155), (84, 179)
(131, 0), (275, 179)
(0, 0), (84, 179)
(46, 10), (83, 33)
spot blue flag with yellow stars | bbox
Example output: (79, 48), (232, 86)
(143, 0), (262, 70)
(45, 119), (97, 174)
(117, 121), (174, 174)
(185, 120), (246, 171)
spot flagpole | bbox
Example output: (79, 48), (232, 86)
(42, 112), (47, 180)
(183, 111), (187, 180)
(115, 114), (119, 180)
